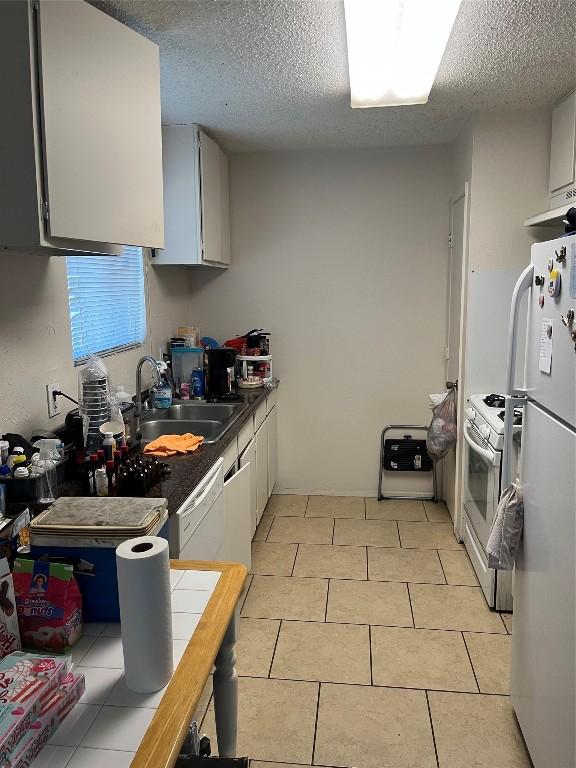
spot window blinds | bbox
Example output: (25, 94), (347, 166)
(66, 246), (146, 363)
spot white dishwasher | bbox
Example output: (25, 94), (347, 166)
(169, 458), (225, 560)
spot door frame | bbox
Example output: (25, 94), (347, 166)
(445, 182), (470, 537)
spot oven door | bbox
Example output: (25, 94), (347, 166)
(462, 419), (501, 546)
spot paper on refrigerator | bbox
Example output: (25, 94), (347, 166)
(539, 319), (553, 374)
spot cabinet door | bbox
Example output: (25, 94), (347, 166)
(239, 438), (257, 536)
(199, 130), (222, 265)
(223, 463), (251, 569)
(156, 125), (202, 265)
(267, 406), (278, 498)
(255, 420), (269, 525)
(549, 90), (576, 194)
(36, 0), (163, 248)
(219, 150), (231, 265)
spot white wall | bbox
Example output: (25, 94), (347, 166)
(468, 110), (551, 270)
(188, 147), (452, 496)
(463, 109), (551, 394)
(448, 108), (551, 534)
(0, 252), (192, 436)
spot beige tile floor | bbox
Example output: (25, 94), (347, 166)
(202, 495), (527, 768)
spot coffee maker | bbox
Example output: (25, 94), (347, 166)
(206, 348), (238, 401)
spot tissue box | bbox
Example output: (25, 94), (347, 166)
(0, 559), (21, 659)
(0, 652), (69, 765)
(7, 672), (85, 768)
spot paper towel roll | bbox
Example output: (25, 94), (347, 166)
(116, 536), (173, 693)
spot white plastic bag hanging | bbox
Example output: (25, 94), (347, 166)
(426, 389), (457, 461)
(486, 483), (524, 570)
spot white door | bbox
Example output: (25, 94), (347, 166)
(223, 463), (251, 569)
(239, 438), (257, 536)
(255, 420), (269, 525)
(37, 0), (163, 247)
(267, 406), (278, 498)
(443, 184), (469, 527)
(512, 402), (575, 768)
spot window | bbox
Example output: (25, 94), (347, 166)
(66, 246), (147, 363)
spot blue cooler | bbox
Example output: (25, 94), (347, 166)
(30, 497), (169, 622)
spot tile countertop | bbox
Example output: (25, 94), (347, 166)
(144, 383), (276, 516)
(35, 562), (247, 768)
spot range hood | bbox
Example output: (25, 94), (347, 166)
(524, 204), (575, 228)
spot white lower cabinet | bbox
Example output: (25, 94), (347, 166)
(255, 419), (269, 526)
(239, 437), (258, 536)
(267, 405), (278, 498)
(223, 463), (251, 569)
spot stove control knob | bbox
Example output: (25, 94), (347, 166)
(479, 424), (491, 440)
(465, 407), (476, 420)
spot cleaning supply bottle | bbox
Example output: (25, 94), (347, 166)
(152, 361), (173, 409)
(36, 439), (58, 504)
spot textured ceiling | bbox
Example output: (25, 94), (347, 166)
(90, 0), (576, 152)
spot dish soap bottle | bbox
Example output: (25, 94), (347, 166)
(152, 361), (173, 409)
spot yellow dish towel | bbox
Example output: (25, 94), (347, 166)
(143, 433), (204, 457)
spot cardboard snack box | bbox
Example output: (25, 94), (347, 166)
(6, 672), (85, 768)
(0, 652), (70, 765)
(0, 560), (20, 660)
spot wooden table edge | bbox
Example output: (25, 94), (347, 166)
(129, 559), (248, 768)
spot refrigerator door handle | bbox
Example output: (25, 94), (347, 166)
(502, 264), (534, 491)
(505, 264), (534, 397)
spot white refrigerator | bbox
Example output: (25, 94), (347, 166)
(503, 233), (576, 768)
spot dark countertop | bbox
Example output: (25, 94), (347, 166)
(27, 380), (279, 515)
(141, 384), (275, 515)
(52, 384), (276, 518)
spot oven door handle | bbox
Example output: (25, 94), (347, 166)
(463, 420), (497, 466)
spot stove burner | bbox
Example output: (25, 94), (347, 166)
(498, 409), (523, 425)
(484, 394), (505, 408)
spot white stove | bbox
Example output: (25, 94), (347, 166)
(466, 393), (522, 451)
(461, 393), (522, 611)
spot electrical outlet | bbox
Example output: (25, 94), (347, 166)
(46, 383), (61, 418)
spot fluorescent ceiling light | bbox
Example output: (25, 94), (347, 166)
(343, 0), (463, 108)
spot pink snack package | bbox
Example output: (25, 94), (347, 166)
(13, 560), (82, 654)
(7, 673), (85, 768)
(0, 652), (70, 765)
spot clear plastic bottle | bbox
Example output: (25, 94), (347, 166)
(36, 439), (58, 504)
(95, 466), (108, 496)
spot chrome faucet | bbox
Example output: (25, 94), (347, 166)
(135, 355), (161, 438)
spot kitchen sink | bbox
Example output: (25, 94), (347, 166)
(161, 402), (246, 421)
(139, 401), (248, 445)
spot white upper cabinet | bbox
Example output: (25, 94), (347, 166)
(155, 125), (231, 267)
(549, 90), (576, 205)
(0, 0), (163, 254)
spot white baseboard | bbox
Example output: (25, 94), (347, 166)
(274, 487), (442, 500)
